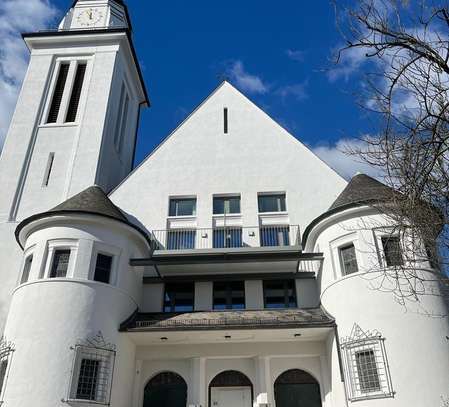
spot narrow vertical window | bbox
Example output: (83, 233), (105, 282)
(50, 249), (71, 278)
(66, 63), (87, 123)
(47, 63), (70, 123)
(42, 152), (55, 187)
(0, 359), (8, 397)
(118, 94), (130, 152)
(224, 107), (228, 134)
(21, 255), (33, 284)
(94, 254), (113, 284)
(114, 84), (126, 148)
(381, 236), (403, 267)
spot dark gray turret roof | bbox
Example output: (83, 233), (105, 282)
(50, 185), (127, 222)
(329, 173), (394, 211)
(15, 185), (151, 248)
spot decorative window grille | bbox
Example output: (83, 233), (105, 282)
(340, 324), (394, 401)
(0, 338), (15, 403)
(67, 332), (116, 405)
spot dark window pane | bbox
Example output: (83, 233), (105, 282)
(0, 360), (8, 396)
(213, 196), (240, 214)
(224, 107), (228, 134)
(213, 281), (245, 310)
(65, 63), (86, 122)
(260, 226), (290, 247)
(76, 358), (99, 400)
(164, 283), (194, 312)
(167, 230), (196, 250)
(94, 254), (113, 284)
(356, 350), (381, 393)
(50, 250), (71, 278)
(264, 280), (297, 309)
(258, 194), (286, 213)
(169, 198), (196, 216)
(339, 244), (358, 275)
(213, 228), (242, 248)
(47, 63), (70, 123)
(21, 255), (33, 284)
(382, 236), (403, 267)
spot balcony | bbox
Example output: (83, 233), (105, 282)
(150, 225), (301, 251)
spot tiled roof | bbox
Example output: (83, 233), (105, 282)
(121, 308), (335, 332)
(49, 185), (127, 222)
(329, 173), (394, 211)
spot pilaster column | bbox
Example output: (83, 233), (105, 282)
(132, 359), (143, 407)
(190, 357), (207, 407)
(254, 356), (272, 406)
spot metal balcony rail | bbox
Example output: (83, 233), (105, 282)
(150, 225), (300, 251)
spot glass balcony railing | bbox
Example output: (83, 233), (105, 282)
(150, 225), (300, 251)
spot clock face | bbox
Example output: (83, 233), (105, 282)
(76, 8), (104, 27)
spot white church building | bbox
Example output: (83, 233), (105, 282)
(0, 1), (448, 406)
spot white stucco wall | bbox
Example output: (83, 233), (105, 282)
(110, 82), (347, 237)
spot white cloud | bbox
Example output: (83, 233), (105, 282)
(227, 61), (269, 94)
(327, 45), (369, 82)
(286, 49), (305, 62)
(0, 0), (59, 151)
(312, 138), (383, 180)
(276, 82), (308, 101)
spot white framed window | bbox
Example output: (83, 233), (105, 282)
(258, 193), (287, 213)
(89, 243), (121, 285)
(339, 243), (359, 275)
(0, 339), (14, 404)
(20, 254), (33, 285)
(341, 324), (394, 401)
(42, 240), (78, 279)
(372, 228), (405, 268)
(168, 197), (197, 217)
(42, 56), (92, 126)
(67, 332), (116, 405)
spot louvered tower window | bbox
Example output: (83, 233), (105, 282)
(47, 63), (70, 123)
(66, 63), (87, 123)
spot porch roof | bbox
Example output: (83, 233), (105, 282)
(120, 308), (335, 332)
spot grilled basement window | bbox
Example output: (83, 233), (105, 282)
(20, 254), (33, 284)
(50, 249), (71, 278)
(339, 243), (358, 275)
(69, 333), (115, 404)
(47, 63), (70, 123)
(341, 324), (394, 401)
(94, 254), (113, 284)
(164, 282), (195, 312)
(65, 63), (87, 123)
(213, 281), (245, 310)
(263, 280), (297, 309)
(381, 236), (403, 267)
(0, 339), (14, 403)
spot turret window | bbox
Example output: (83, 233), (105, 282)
(20, 254), (33, 284)
(339, 243), (359, 275)
(50, 249), (71, 278)
(381, 236), (403, 267)
(94, 254), (113, 284)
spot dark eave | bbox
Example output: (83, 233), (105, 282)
(130, 250), (322, 267)
(120, 308), (336, 332)
(22, 28), (149, 106)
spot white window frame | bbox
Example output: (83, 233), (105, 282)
(330, 232), (361, 279)
(341, 324), (395, 401)
(257, 192), (287, 214)
(89, 242), (121, 286)
(372, 227), (405, 269)
(67, 334), (116, 405)
(42, 239), (79, 279)
(18, 245), (36, 286)
(167, 196), (197, 218)
(41, 55), (93, 127)
(0, 339), (14, 405)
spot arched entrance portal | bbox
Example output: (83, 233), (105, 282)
(143, 372), (187, 407)
(274, 369), (322, 407)
(209, 370), (253, 407)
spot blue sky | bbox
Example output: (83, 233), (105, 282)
(0, 0), (377, 179)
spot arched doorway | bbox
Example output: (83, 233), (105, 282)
(143, 371), (187, 407)
(274, 369), (322, 407)
(209, 370), (253, 407)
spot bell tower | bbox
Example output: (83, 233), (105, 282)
(0, 0), (148, 223)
